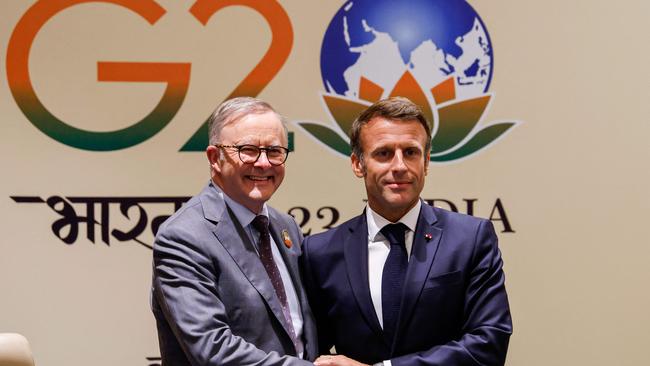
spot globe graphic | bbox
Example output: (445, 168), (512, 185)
(320, 0), (493, 101)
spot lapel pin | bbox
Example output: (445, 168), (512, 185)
(425, 233), (432, 241)
(281, 229), (292, 248)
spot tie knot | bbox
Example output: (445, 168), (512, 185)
(380, 223), (408, 245)
(251, 215), (270, 234)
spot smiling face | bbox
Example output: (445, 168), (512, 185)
(352, 117), (430, 222)
(207, 111), (287, 213)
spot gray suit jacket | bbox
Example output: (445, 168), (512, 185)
(151, 182), (317, 366)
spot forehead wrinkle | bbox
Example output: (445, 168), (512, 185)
(220, 116), (287, 146)
(366, 133), (425, 150)
(222, 110), (288, 144)
(232, 130), (285, 146)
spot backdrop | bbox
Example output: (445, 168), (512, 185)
(2, 1), (649, 365)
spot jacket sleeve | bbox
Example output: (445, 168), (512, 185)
(152, 223), (312, 366)
(391, 220), (513, 366)
(300, 235), (335, 356)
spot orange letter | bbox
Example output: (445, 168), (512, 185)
(6, 0), (191, 151)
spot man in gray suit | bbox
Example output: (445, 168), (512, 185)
(151, 97), (317, 365)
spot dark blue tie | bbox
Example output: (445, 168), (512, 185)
(381, 223), (409, 344)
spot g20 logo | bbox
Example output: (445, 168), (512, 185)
(298, 0), (520, 163)
(6, 0), (292, 151)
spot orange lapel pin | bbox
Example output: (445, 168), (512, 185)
(281, 229), (292, 248)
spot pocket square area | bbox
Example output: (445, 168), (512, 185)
(423, 270), (463, 289)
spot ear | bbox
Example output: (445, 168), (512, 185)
(206, 145), (221, 173)
(351, 153), (365, 178)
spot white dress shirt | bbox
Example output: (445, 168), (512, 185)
(366, 200), (421, 366)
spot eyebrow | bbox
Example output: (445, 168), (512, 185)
(372, 142), (423, 150)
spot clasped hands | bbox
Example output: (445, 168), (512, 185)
(314, 355), (370, 366)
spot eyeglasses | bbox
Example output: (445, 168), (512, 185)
(214, 144), (289, 166)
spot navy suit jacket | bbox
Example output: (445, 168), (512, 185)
(301, 203), (512, 366)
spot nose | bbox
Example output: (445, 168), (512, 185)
(391, 150), (408, 172)
(254, 150), (273, 168)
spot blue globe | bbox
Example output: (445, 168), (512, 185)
(320, 0), (493, 100)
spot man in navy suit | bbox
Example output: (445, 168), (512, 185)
(301, 97), (512, 366)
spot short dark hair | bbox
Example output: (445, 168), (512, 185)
(350, 97), (432, 160)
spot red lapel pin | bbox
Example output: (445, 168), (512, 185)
(425, 233), (432, 241)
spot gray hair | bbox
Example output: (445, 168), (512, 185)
(207, 97), (288, 145)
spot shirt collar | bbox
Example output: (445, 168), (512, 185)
(366, 200), (421, 241)
(212, 183), (269, 228)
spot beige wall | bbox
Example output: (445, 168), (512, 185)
(1, 1), (648, 365)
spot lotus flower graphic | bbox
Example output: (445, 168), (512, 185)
(297, 70), (518, 162)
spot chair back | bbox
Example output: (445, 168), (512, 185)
(0, 333), (35, 366)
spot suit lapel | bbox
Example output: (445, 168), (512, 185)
(268, 211), (314, 355)
(204, 190), (295, 350)
(268, 211), (321, 360)
(395, 203), (441, 342)
(344, 214), (387, 345)
(268, 211), (300, 291)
